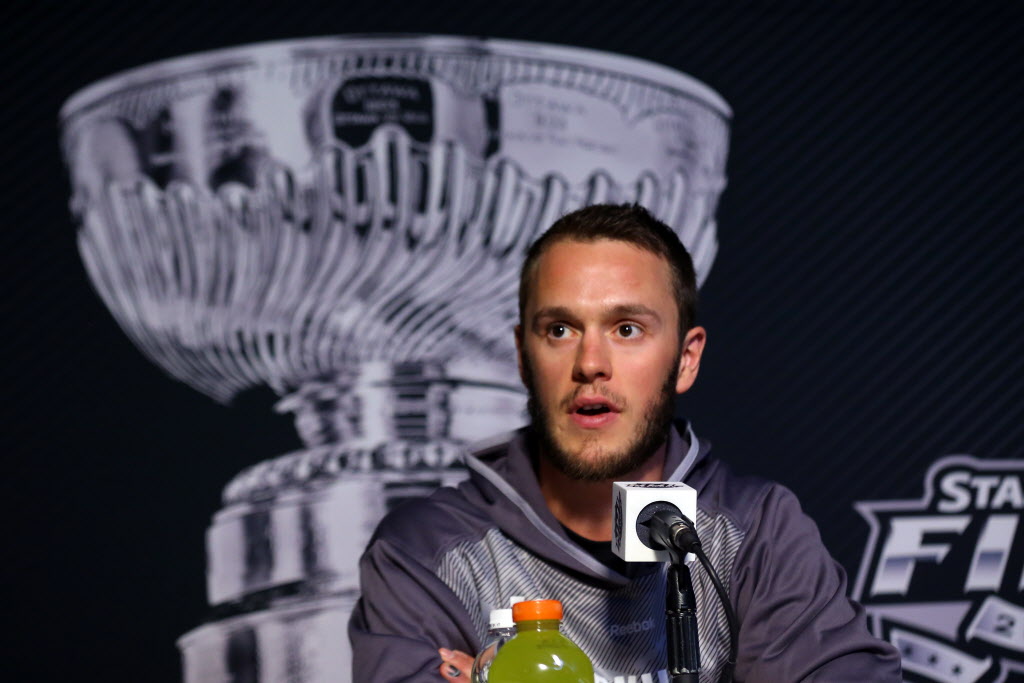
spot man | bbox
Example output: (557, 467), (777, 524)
(349, 204), (901, 681)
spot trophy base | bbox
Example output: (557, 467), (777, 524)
(179, 592), (358, 683)
(208, 460), (467, 604)
(186, 461), (467, 682)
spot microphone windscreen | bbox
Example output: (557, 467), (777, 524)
(612, 482), (697, 562)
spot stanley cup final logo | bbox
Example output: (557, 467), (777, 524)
(854, 456), (1024, 682)
(59, 36), (731, 681)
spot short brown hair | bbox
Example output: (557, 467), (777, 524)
(518, 203), (698, 334)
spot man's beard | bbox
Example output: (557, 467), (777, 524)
(522, 353), (679, 482)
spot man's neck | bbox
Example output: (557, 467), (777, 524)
(538, 443), (667, 542)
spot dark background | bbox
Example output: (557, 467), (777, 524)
(4, 1), (1022, 680)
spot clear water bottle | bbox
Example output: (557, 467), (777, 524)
(488, 599), (594, 682)
(472, 607), (517, 682)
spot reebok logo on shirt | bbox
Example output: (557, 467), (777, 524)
(609, 618), (656, 637)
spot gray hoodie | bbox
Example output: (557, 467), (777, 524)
(349, 423), (901, 681)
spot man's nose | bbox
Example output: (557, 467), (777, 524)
(572, 331), (611, 383)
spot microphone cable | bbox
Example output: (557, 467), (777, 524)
(691, 545), (738, 683)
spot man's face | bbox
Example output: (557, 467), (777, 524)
(516, 238), (704, 481)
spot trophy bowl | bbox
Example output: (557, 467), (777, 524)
(60, 35), (730, 681)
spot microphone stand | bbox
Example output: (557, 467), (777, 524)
(666, 561), (700, 683)
(647, 509), (738, 683)
(647, 511), (737, 683)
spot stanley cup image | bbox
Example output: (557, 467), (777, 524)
(59, 36), (730, 680)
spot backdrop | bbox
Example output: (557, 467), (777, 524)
(3, 2), (1021, 681)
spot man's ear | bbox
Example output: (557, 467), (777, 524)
(514, 324), (527, 385)
(675, 326), (707, 394)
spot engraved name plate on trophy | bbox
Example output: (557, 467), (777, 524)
(60, 36), (731, 681)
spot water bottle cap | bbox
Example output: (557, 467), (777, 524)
(512, 599), (563, 622)
(488, 608), (514, 629)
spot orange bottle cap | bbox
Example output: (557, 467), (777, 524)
(512, 599), (563, 622)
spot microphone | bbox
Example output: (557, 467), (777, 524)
(647, 510), (703, 563)
(611, 482), (701, 682)
(610, 483), (738, 682)
(611, 481), (698, 562)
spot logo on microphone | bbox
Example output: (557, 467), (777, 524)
(626, 483), (686, 489)
(613, 491), (624, 553)
(853, 455), (1024, 682)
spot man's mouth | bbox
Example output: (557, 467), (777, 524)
(576, 405), (610, 415)
(569, 396), (621, 427)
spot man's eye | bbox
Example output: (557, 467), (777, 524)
(617, 323), (642, 338)
(549, 324), (569, 338)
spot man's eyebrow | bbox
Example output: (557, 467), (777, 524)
(530, 304), (662, 325)
(531, 306), (575, 325)
(607, 304), (661, 320)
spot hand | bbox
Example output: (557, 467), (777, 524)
(438, 648), (474, 680)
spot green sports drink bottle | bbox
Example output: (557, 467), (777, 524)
(488, 599), (594, 682)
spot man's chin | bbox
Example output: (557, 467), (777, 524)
(544, 439), (652, 482)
